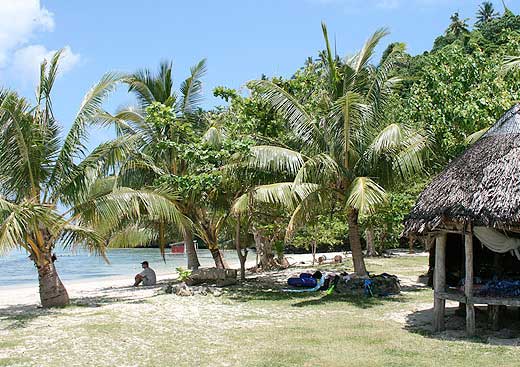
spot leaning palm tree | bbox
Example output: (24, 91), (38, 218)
(476, 2), (499, 26)
(237, 24), (428, 276)
(0, 51), (187, 307)
(101, 60), (208, 269)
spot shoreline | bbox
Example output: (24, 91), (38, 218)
(0, 250), (424, 309)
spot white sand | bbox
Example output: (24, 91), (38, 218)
(0, 251), (353, 309)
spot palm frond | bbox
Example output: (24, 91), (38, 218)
(366, 45), (403, 115)
(232, 183), (298, 214)
(106, 223), (156, 249)
(329, 91), (366, 168)
(0, 93), (40, 197)
(352, 28), (389, 73)
(50, 72), (125, 192)
(503, 55), (520, 73)
(59, 223), (104, 253)
(369, 123), (403, 156)
(465, 127), (489, 145)
(75, 187), (190, 235)
(248, 80), (319, 143)
(57, 134), (143, 205)
(203, 125), (224, 146)
(247, 145), (305, 176)
(321, 22), (340, 91)
(346, 177), (387, 215)
(0, 208), (26, 255)
(392, 129), (430, 178)
(286, 187), (333, 241)
(179, 59), (207, 114)
(294, 153), (340, 185)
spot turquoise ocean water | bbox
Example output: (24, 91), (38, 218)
(0, 249), (238, 287)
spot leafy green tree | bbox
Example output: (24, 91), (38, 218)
(213, 86), (288, 141)
(361, 180), (428, 253)
(237, 23), (428, 276)
(0, 52), (185, 307)
(291, 213), (349, 251)
(155, 117), (255, 269)
(392, 37), (520, 162)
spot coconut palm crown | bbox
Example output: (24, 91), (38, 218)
(100, 59), (210, 269)
(234, 24), (429, 276)
(476, 2), (499, 26)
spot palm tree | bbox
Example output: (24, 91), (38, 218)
(236, 24), (428, 276)
(0, 51), (186, 307)
(476, 2), (499, 26)
(103, 60), (209, 269)
(447, 12), (470, 37)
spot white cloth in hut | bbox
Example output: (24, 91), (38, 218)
(473, 227), (520, 260)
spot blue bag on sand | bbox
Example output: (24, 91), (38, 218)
(284, 277), (325, 293)
(287, 273), (317, 287)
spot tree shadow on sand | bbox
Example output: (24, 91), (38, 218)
(405, 305), (520, 345)
(226, 277), (409, 309)
(0, 280), (170, 328)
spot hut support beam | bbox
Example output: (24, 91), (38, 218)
(433, 233), (447, 332)
(489, 305), (500, 331)
(465, 224), (475, 337)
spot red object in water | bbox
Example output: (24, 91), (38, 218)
(171, 243), (185, 254)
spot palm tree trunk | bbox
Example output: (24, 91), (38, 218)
(209, 247), (229, 269)
(348, 208), (368, 276)
(311, 240), (317, 265)
(366, 227), (377, 257)
(235, 217), (247, 281)
(253, 230), (275, 270)
(408, 236), (415, 254)
(37, 251), (69, 308)
(201, 224), (229, 269)
(183, 230), (200, 270)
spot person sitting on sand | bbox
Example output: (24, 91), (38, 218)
(134, 261), (156, 286)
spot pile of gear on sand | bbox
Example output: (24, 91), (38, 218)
(284, 270), (401, 296)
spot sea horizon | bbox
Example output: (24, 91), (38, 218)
(0, 248), (242, 288)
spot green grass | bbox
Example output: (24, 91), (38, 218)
(1, 255), (519, 367)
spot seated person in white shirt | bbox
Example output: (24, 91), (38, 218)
(134, 261), (157, 286)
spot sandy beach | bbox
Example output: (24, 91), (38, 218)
(5, 251), (511, 367)
(0, 251), (350, 309)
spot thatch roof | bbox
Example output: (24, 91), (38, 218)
(404, 104), (520, 236)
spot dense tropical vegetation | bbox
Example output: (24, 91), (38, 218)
(1, 2), (520, 305)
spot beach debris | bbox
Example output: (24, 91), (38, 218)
(186, 268), (237, 287)
(317, 255), (343, 265)
(163, 282), (224, 297)
(338, 273), (401, 296)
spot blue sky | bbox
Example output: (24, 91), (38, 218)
(0, 0), (518, 147)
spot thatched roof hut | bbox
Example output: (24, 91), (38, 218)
(404, 103), (520, 236)
(404, 104), (520, 336)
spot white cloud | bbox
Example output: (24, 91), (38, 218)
(0, 0), (80, 84)
(0, 0), (54, 66)
(10, 45), (80, 83)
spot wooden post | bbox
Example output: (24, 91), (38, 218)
(465, 223), (475, 336)
(489, 305), (500, 331)
(433, 233), (447, 332)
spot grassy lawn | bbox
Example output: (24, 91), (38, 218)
(1, 255), (519, 367)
